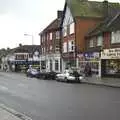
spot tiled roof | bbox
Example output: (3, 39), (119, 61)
(66, 0), (120, 18)
(11, 45), (41, 54)
(40, 18), (61, 34)
(86, 12), (120, 37)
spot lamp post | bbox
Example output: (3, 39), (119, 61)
(24, 34), (34, 45)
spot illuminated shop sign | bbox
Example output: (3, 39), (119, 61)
(101, 48), (120, 59)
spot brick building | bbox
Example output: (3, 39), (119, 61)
(86, 1), (120, 77)
(61, 0), (120, 76)
(39, 11), (63, 72)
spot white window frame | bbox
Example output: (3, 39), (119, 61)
(97, 36), (103, 46)
(89, 39), (94, 48)
(111, 31), (120, 44)
(55, 60), (59, 71)
(68, 40), (74, 52)
(50, 32), (52, 40)
(70, 22), (75, 34)
(63, 42), (67, 53)
(50, 45), (52, 50)
(63, 26), (67, 37)
(56, 31), (60, 39)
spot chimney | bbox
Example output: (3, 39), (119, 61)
(103, 0), (109, 18)
(57, 11), (63, 19)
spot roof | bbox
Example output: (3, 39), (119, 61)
(86, 12), (120, 37)
(65, 0), (120, 18)
(39, 18), (61, 35)
(11, 45), (41, 54)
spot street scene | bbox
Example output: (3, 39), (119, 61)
(0, 72), (120, 120)
(0, 0), (120, 119)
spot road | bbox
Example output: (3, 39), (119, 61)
(0, 72), (120, 120)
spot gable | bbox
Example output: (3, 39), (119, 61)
(63, 5), (74, 27)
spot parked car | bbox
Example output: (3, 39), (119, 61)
(56, 70), (84, 83)
(26, 68), (40, 78)
(38, 71), (58, 80)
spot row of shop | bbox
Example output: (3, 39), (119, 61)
(7, 60), (40, 72)
(62, 47), (120, 78)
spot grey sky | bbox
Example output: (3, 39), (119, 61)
(0, 0), (65, 49)
(0, 0), (119, 49)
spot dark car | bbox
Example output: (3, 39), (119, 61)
(38, 71), (57, 80)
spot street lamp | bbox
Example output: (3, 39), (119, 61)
(24, 33), (34, 45)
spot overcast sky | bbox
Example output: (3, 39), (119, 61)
(0, 0), (119, 49)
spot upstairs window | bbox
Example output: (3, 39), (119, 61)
(111, 31), (120, 43)
(63, 26), (67, 37)
(70, 22), (75, 34)
(63, 42), (67, 53)
(97, 36), (103, 46)
(50, 33), (52, 40)
(68, 40), (74, 52)
(89, 39), (94, 48)
(50, 45), (52, 51)
(56, 31), (60, 39)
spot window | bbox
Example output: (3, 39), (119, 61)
(50, 45), (52, 50)
(50, 33), (52, 40)
(47, 33), (49, 40)
(55, 60), (59, 71)
(97, 36), (103, 46)
(63, 26), (67, 37)
(89, 39), (94, 48)
(111, 31), (120, 43)
(70, 22), (74, 34)
(63, 42), (67, 53)
(55, 45), (59, 51)
(56, 31), (60, 39)
(68, 40), (74, 52)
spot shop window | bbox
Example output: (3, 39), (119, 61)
(70, 22), (74, 34)
(111, 31), (120, 43)
(41, 61), (46, 69)
(55, 60), (59, 71)
(97, 36), (103, 46)
(105, 60), (120, 75)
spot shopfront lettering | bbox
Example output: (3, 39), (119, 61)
(101, 48), (120, 59)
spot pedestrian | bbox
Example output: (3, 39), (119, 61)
(84, 63), (92, 77)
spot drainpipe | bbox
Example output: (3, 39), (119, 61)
(74, 19), (77, 68)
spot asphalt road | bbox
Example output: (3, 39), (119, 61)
(0, 72), (120, 120)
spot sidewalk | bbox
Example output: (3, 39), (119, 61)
(0, 104), (32, 120)
(0, 107), (21, 120)
(81, 74), (120, 88)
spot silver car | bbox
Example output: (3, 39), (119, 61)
(56, 70), (83, 83)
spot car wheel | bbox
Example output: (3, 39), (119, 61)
(64, 77), (68, 82)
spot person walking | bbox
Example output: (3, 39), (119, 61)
(84, 63), (92, 77)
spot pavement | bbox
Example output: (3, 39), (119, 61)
(81, 74), (120, 88)
(0, 104), (32, 120)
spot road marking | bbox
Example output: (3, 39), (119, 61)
(0, 104), (32, 120)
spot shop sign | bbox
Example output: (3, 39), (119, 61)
(77, 52), (100, 60)
(101, 48), (120, 59)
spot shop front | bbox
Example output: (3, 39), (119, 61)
(77, 52), (100, 76)
(101, 48), (120, 77)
